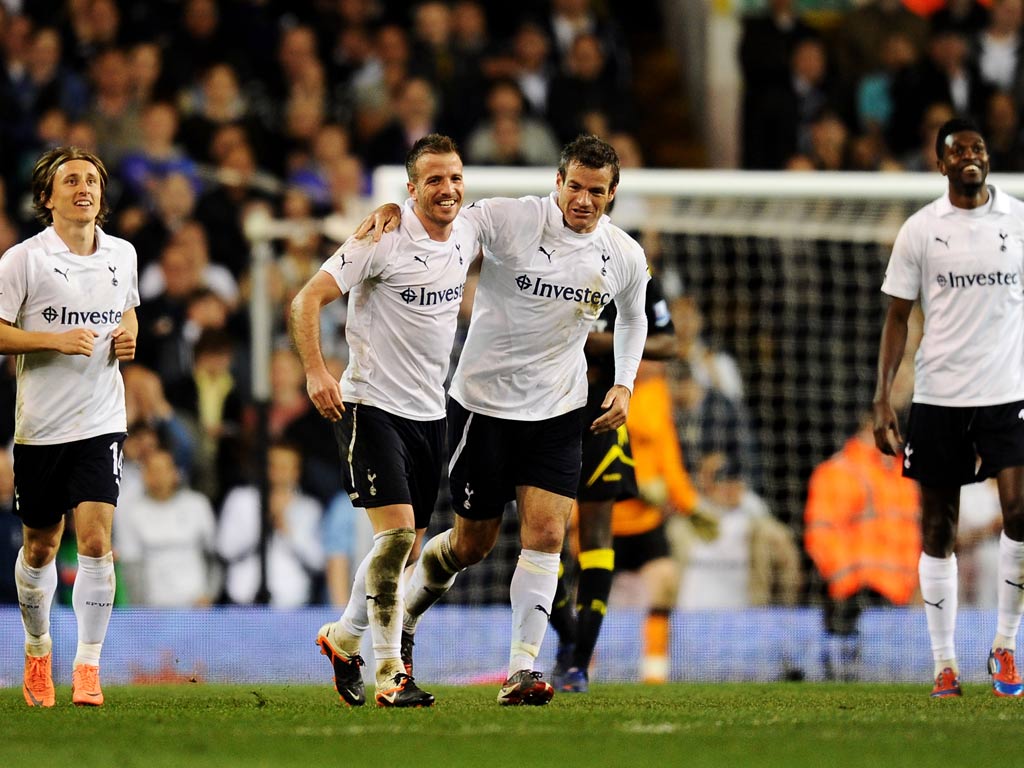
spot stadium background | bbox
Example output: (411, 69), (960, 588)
(0, 0), (1014, 686)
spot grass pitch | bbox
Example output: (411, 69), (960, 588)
(3, 682), (1023, 768)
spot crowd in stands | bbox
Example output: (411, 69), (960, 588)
(0, 1), (1007, 622)
(741, 0), (1024, 172)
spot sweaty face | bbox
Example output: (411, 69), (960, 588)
(46, 159), (103, 227)
(408, 151), (464, 234)
(940, 129), (989, 194)
(556, 162), (616, 234)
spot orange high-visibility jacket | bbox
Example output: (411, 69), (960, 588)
(804, 435), (921, 605)
(611, 374), (698, 538)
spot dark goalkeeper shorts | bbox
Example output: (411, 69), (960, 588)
(447, 398), (585, 520)
(13, 431), (126, 529)
(612, 523), (672, 573)
(333, 402), (445, 529)
(902, 400), (1024, 487)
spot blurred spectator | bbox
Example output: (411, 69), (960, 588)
(217, 440), (325, 607)
(984, 89), (1024, 170)
(163, 0), (246, 94)
(84, 47), (142, 168)
(361, 76), (440, 169)
(742, 36), (837, 170)
(118, 101), (198, 209)
(135, 241), (205, 381)
(889, 26), (990, 158)
(806, 111), (850, 170)
(835, 0), (929, 94)
(0, 449), (20, 603)
(738, 0), (819, 168)
(957, 478), (1003, 608)
(805, 412), (921, 680)
(194, 137), (273, 278)
(131, 173), (200, 272)
(116, 448), (218, 607)
(931, 0), (991, 37)
(973, 0), (1024, 99)
(898, 100), (956, 170)
(122, 364), (197, 478)
(465, 78), (559, 165)
(545, 0), (631, 91)
(509, 21), (556, 118)
(670, 296), (744, 402)
(855, 30), (919, 139)
(546, 32), (630, 145)
(322, 491), (374, 606)
(166, 328), (244, 505)
(178, 62), (268, 167)
(609, 364), (700, 683)
(140, 220), (239, 309)
(351, 24), (412, 150)
(669, 358), (760, 494)
(127, 40), (175, 105)
(675, 451), (800, 609)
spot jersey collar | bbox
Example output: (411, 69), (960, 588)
(936, 184), (1008, 216)
(402, 199), (434, 242)
(41, 225), (112, 255)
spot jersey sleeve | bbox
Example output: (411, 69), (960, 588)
(611, 247), (651, 391)
(320, 234), (393, 294)
(0, 244), (28, 324)
(881, 218), (922, 300)
(125, 243), (141, 310)
(645, 274), (674, 337)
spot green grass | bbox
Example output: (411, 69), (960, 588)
(3, 682), (1024, 767)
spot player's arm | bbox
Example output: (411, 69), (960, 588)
(111, 307), (137, 361)
(0, 318), (97, 356)
(289, 271), (345, 422)
(592, 265), (649, 434)
(872, 296), (913, 455)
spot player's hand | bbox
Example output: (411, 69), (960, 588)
(353, 203), (402, 242)
(590, 384), (631, 433)
(54, 328), (98, 357)
(111, 325), (136, 361)
(872, 399), (902, 456)
(688, 505), (720, 543)
(306, 367), (346, 422)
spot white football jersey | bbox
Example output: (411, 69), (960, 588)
(451, 193), (650, 420)
(882, 185), (1024, 406)
(322, 199), (477, 420)
(0, 226), (140, 444)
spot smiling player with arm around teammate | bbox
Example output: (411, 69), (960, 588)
(873, 117), (1024, 699)
(359, 134), (650, 704)
(0, 146), (138, 709)
(290, 134), (479, 708)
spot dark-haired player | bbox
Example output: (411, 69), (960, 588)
(874, 117), (1024, 698)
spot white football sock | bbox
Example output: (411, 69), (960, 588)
(72, 552), (115, 667)
(994, 532), (1024, 651)
(508, 549), (560, 676)
(363, 528), (415, 685)
(331, 549), (372, 656)
(403, 529), (462, 633)
(919, 552), (958, 675)
(14, 548), (57, 656)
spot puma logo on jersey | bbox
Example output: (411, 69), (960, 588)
(1006, 579), (1024, 592)
(413, 254), (429, 268)
(54, 267), (69, 282)
(538, 245), (555, 262)
(338, 253), (349, 269)
(934, 236), (950, 248)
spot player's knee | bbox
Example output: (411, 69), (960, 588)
(22, 538), (58, 568)
(451, 532), (491, 565)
